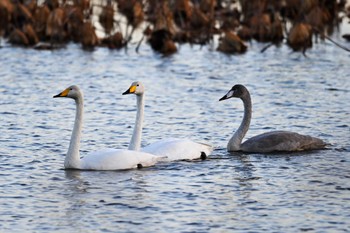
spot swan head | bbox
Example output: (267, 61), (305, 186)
(53, 85), (82, 100)
(122, 81), (144, 96)
(219, 84), (248, 101)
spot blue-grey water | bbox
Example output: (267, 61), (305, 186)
(0, 39), (349, 232)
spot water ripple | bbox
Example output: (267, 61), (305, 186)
(0, 42), (349, 232)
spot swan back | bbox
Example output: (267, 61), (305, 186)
(80, 149), (165, 170)
(241, 131), (326, 153)
(143, 138), (213, 161)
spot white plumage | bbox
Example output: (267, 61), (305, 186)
(54, 85), (164, 170)
(122, 81), (213, 161)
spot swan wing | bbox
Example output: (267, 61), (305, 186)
(81, 149), (164, 170)
(142, 138), (213, 161)
(241, 131), (326, 153)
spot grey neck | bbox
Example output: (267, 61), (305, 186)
(228, 93), (252, 151)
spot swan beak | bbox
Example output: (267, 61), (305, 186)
(219, 95), (228, 101)
(122, 85), (136, 95)
(219, 90), (234, 101)
(53, 88), (69, 98)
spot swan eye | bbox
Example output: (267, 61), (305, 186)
(136, 84), (139, 87)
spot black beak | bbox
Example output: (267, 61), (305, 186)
(122, 89), (130, 95)
(53, 93), (62, 98)
(219, 94), (228, 101)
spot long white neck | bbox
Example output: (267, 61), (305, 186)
(128, 94), (144, 151)
(65, 96), (83, 169)
(228, 93), (252, 151)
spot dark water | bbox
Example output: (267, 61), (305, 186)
(0, 38), (349, 232)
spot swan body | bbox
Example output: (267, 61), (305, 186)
(54, 85), (164, 170)
(123, 81), (213, 161)
(79, 149), (161, 170)
(142, 138), (213, 161)
(220, 84), (326, 153)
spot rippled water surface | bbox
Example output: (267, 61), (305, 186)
(0, 40), (349, 232)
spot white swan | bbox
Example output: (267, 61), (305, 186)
(219, 84), (327, 153)
(53, 85), (164, 170)
(122, 81), (213, 161)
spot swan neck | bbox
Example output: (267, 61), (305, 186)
(228, 94), (252, 151)
(129, 94), (144, 151)
(65, 97), (83, 168)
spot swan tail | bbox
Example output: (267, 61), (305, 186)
(196, 141), (214, 156)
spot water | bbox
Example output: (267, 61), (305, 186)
(0, 39), (349, 232)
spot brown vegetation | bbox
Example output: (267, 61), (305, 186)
(80, 21), (99, 49)
(287, 23), (313, 55)
(217, 31), (247, 54)
(0, 0), (348, 55)
(99, 0), (114, 36)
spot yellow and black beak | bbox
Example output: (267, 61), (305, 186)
(53, 88), (70, 98)
(122, 85), (136, 95)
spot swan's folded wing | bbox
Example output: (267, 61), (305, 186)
(241, 131), (326, 153)
(81, 149), (164, 170)
(143, 138), (213, 161)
